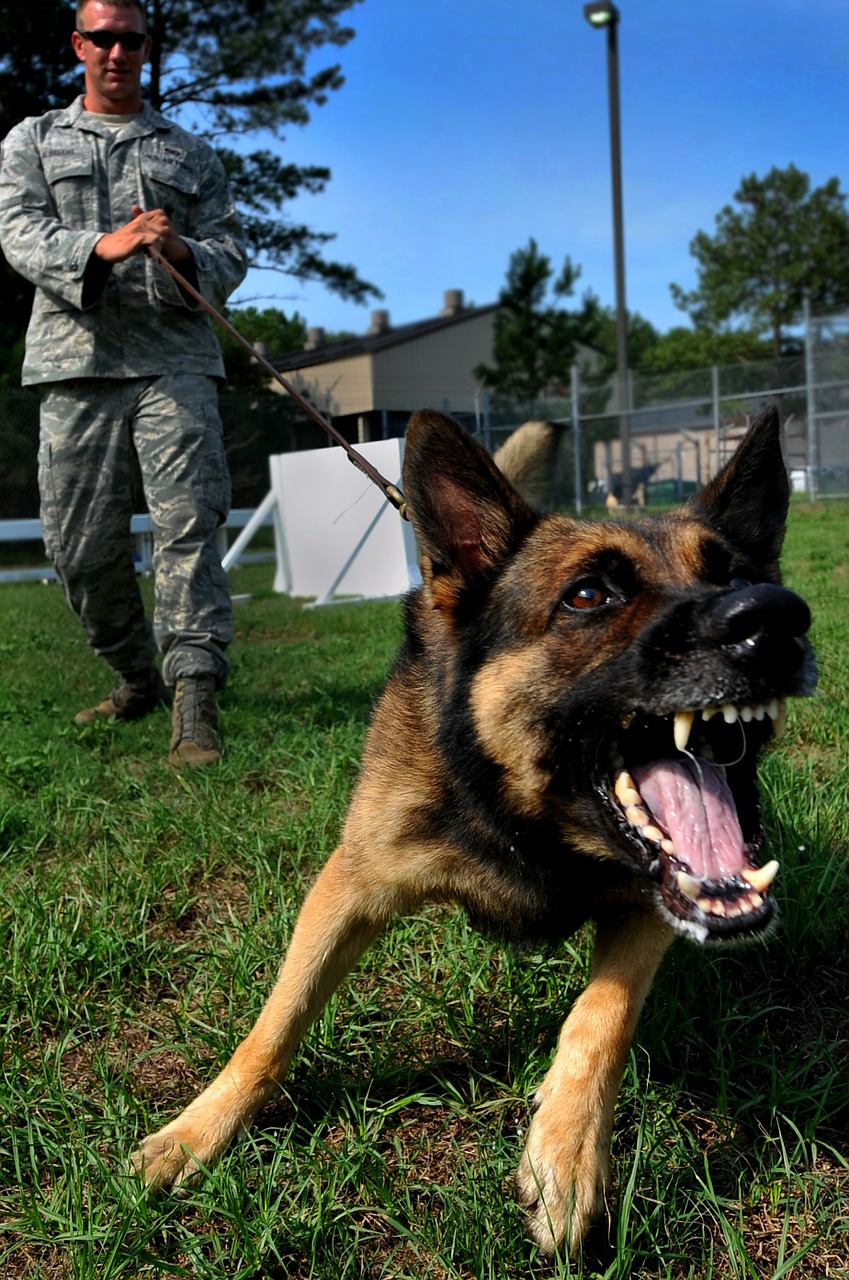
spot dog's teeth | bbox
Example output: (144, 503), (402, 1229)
(673, 710), (695, 752)
(740, 706), (754, 723)
(698, 896), (727, 916)
(753, 705), (766, 721)
(747, 892), (764, 909)
(614, 770), (641, 806)
(625, 805), (648, 827)
(642, 823), (664, 844)
(722, 704), (739, 724)
(740, 859), (779, 893)
(676, 870), (702, 899)
(661, 838), (676, 855)
(765, 696), (789, 736)
(702, 707), (719, 721)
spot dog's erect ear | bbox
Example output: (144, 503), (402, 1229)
(688, 402), (789, 575)
(403, 409), (536, 597)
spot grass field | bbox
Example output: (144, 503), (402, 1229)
(0, 499), (847, 1279)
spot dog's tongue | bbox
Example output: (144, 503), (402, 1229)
(632, 758), (745, 881)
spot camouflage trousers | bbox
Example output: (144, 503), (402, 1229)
(38, 374), (233, 688)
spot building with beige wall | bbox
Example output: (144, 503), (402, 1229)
(270, 290), (500, 442)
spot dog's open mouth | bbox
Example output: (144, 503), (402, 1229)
(606, 700), (785, 942)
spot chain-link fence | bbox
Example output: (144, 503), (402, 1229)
(805, 309), (849, 498)
(479, 310), (849, 510)
(2, 310), (847, 569)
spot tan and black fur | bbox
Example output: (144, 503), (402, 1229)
(132, 404), (816, 1254)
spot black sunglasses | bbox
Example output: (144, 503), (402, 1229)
(77, 29), (148, 51)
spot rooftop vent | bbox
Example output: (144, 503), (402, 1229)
(304, 326), (326, 350)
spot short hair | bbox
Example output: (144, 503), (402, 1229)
(76, 0), (148, 30)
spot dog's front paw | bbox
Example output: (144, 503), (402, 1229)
(514, 1085), (609, 1255)
(129, 1112), (233, 1193)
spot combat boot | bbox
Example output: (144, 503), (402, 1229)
(169, 675), (222, 767)
(75, 667), (168, 725)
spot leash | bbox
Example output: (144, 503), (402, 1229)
(148, 246), (409, 520)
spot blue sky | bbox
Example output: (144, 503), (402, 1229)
(230, 0), (849, 338)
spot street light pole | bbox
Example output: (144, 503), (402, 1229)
(583, 1), (631, 505)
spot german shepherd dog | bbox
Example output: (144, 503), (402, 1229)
(132, 403), (815, 1254)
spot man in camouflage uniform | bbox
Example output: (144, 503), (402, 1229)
(0, 0), (248, 765)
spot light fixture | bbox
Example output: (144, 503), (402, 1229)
(583, 1), (620, 28)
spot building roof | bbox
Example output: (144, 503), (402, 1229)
(272, 297), (500, 373)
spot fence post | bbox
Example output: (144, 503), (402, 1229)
(571, 364), (583, 515)
(803, 293), (818, 501)
(675, 440), (684, 502)
(711, 364), (721, 474)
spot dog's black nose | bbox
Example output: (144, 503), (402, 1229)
(689, 582), (813, 693)
(707, 583), (811, 649)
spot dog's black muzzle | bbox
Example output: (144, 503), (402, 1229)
(599, 580), (815, 943)
(628, 579), (816, 754)
(694, 582), (813, 690)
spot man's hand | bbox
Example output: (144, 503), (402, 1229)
(94, 205), (192, 264)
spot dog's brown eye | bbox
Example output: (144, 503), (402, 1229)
(564, 579), (608, 610)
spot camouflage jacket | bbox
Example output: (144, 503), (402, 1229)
(0, 97), (248, 386)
